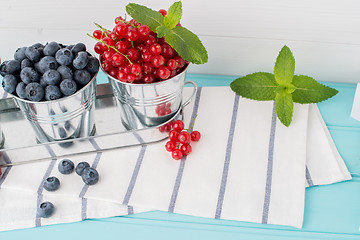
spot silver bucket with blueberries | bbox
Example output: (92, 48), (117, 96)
(13, 73), (97, 144)
(106, 64), (197, 130)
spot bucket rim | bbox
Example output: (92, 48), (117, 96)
(103, 63), (190, 87)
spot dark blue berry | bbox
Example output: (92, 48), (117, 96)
(5, 60), (21, 74)
(60, 79), (77, 96)
(38, 201), (55, 218)
(71, 43), (86, 56)
(43, 42), (60, 56)
(25, 82), (44, 102)
(45, 85), (62, 101)
(20, 67), (39, 84)
(21, 59), (33, 69)
(39, 76), (47, 88)
(16, 82), (27, 99)
(74, 69), (91, 86)
(57, 65), (73, 79)
(0, 60), (9, 76)
(25, 46), (41, 62)
(73, 51), (89, 70)
(81, 167), (99, 185)
(43, 69), (61, 85)
(38, 56), (58, 74)
(14, 47), (27, 61)
(32, 43), (44, 49)
(58, 159), (74, 174)
(43, 176), (60, 191)
(55, 48), (73, 66)
(75, 162), (90, 176)
(86, 56), (100, 74)
(2, 74), (18, 93)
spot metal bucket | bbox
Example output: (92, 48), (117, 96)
(106, 65), (197, 130)
(13, 73), (97, 144)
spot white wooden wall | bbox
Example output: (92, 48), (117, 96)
(1, 0), (360, 83)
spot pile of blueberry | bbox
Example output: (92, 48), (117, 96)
(1, 42), (100, 102)
(38, 159), (99, 218)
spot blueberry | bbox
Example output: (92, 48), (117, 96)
(55, 48), (73, 66)
(39, 76), (47, 88)
(81, 167), (99, 185)
(60, 79), (77, 96)
(73, 51), (89, 70)
(66, 45), (74, 50)
(16, 82), (27, 99)
(57, 65), (73, 79)
(0, 60), (9, 76)
(21, 58), (33, 69)
(38, 56), (58, 74)
(2, 75), (18, 93)
(86, 56), (100, 74)
(45, 85), (62, 101)
(37, 201), (55, 218)
(43, 176), (60, 191)
(58, 127), (67, 138)
(5, 60), (21, 74)
(25, 82), (44, 102)
(43, 42), (61, 56)
(74, 69), (91, 86)
(25, 46), (41, 62)
(71, 43), (86, 56)
(58, 159), (74, 174)
(43, 69), (61, 85)
(75, 162), (90, 176)
(20, 67), (39, 84)
(32, 43), (44, 49)
(14, 47), (27, 61)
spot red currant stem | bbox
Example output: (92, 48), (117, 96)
(93, 22), (111, 37)
(184, 115), (198, 132)
(131, 41), (135, 48)
(87, 33), (133, 65)
(118, 19), (139, 28)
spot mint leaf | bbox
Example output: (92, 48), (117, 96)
(156, 26), (172, 38)
(230, 72), (278, 101)
(126, 3), (164, 32)
(164, 1), (182, 29)
(275, 92), (293, 127)
(274, 45), (295, 85)
(164, 26), (208, 64)
(292, 75), (338, 103)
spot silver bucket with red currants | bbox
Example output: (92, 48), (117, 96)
(1, 42), (99, 145)
(106, 64), (197, 130)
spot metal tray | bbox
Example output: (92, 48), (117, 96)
(0, 83), (184, 166)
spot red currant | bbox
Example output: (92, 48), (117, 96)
(142, 62), (154, 74)
(150, 43), (162, 55)
(163, 123), (172, 132)
(178, 131), (191, 144)
(127, 74), (135, 83)
(167, 59), (178, 70)
(115, 22), (128, 38)
(172, 120), (184, 132)
(172, 149), (183, 160)
(130, 63), (142, 76)
(158, 9), (167, 16)
(115, 16), (124, 24)
(121, 63), (131, 74)
(143, 74), (155, 84)
(93, 30), (104, 39)
(180, 144), (192, 155)
(101, 60), (112, 72)
(138, 25), (151, 38)
(190, 131), (201, 141)
(168, 130), (179, 141)
(144, 35), (157, 47)
(103, 49), (115, 61)
(101, 37), (115, 51)
(117, 71), (128, 82)
(174, 56), (186, 68)
(152, 55), (165, 68)
(157, 66), (171, 80)
(108, 68), (118, 78)
(115, 40), (130, 54)
(126, 27), (139, 41)
(162, 44), (175, 59)
(111, 53), (126, 67)
(126, 48), (140, 61)
(165, 141), (176, 152)
(94, 42), (104, 54)
(142, 53), (153, 63)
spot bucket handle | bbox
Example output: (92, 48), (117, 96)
(182, 81), (198, 108)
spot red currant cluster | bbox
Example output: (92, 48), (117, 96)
(92, 9), (188, 84)
(165, 120), (201, 160)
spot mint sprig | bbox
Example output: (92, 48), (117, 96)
(126, 1), (208, 65)
(230, 45), (338, 127)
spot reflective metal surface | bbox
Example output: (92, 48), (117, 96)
(0, 84), (185, 166)
(108, 65), (197, 130)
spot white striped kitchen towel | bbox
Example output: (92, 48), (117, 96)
(0, 86), (351, 231)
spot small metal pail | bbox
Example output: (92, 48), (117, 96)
(13, 73), (97, 144)
(106, 65), (197, 130)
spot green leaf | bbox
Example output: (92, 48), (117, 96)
(274, 45), (295, 85)
(156, 26), (172, 38)
(291, 75), (338, 103)
(275, 92), (293, 127)
(230, 72), (278, 101)
(164, 1), (182, 29)
(164, 26), (208, 64)
(126, 3), (164, 32)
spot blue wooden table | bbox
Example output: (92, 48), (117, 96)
(0, 72), (359, 239)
